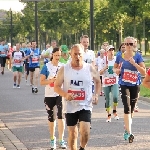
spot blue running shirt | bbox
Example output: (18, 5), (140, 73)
(26, 48), (41, 68)
(115, 52), (144, 86)
(0, 45), (8, 57)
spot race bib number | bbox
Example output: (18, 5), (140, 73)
(14, 59), (21, 65)
(68, 89), (85, 100)
(104, 77), (116, 85)
(122, 69), (138, 84)
(49, 82), (54, 87)
(32, 56), (39, 63)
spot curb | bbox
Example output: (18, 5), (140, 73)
(0, 120), (28, 150)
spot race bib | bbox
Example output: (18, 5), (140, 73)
(49, 82), (54, 87)
(122, 69), (138, 84)
(14, 59), (21, 65)
(32, 56), (39, 63)
(104, 77), (116, 85)
(68, 88), (85, 100)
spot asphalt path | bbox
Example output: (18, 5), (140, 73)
(0, 69), (150, 150)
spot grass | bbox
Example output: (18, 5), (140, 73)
(140, 59), (150, 98)
(140, 84), (150, 98)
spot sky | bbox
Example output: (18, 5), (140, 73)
(0, 0), (25, 12)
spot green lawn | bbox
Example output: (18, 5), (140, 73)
(140, 59), (150, 98)
(140, 84), (150, 98)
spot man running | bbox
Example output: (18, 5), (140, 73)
(41, 43), (51, 64)
(44, 40), (57, 60)
(0, 39), (8, 75)
(54, 44), (100, 150)
(26, 41), (41, 93)
(11, 43), (25, 88)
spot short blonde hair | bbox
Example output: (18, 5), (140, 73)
(71, 44), (84, 52)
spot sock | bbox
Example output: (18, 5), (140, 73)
(32, 85), (34, 88)
(113, 110), (117, 114)
(51, 136), (54, 140)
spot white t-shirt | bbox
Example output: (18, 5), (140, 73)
(99, 56), (118, 87)
(40, 61), (63, 97)
(12, 51), (24, 67)
(83, 50), (95, 64)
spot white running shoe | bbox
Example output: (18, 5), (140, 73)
(106, 117), (111, 122)
(13, 84), (16, 88)
(114, 115), (119, 120)
(50, 137), (56, 149)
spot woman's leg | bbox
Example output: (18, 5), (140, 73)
(111, 84), (119, 119)
(103, 86), (111, 122)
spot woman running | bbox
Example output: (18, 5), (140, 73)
(99, 45), (119, 122)
(113, 36), (146, 143)
(40, 47), (66, 149)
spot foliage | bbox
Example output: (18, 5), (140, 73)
(1, 0), (150, 50)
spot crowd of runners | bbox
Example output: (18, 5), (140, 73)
(0, 35), (149, 150)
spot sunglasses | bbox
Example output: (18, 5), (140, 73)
(121, 47), (125, 48)
(125, 43), (134, 46)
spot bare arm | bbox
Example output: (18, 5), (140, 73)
(90, 65), (101, 96)
(113, 63), (121, 75)
(133, 62), (146, 76)
(54, 66), (68, 97)
(40, 74), (56, 86)
(142, 73), (150, 89)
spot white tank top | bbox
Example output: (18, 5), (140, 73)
(63, 62), (93, 113)
(45, 62), (62, 97)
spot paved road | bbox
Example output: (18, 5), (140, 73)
(0, 69), (150, 150)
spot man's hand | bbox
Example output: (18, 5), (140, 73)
(64, 93), (76, 101)
(92, 94), (98, 105)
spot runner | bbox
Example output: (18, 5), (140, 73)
(80, 35), (95, 129)
(59, 45), (70, 64)
(96, 49), (105, 96)
(113, 36), (146, 143)
(41, 43), (50, 64)
(99, 45), (119, 122)
(11, 43), (25, 88)
(25, 42), (31, 85)
(0, 39), (8, 75)
(44, 40), (57, 60)
(133, 38), (141, 112)
(26, 41), (41, 93)
(54, 44), (100, 150)
(40, 47), (67, 149)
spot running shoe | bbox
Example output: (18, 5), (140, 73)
(123, 131), (134, 143)
(17, 85), (20, 88)
(114, 113), (119, 120)
(34, 88), (38, 93)
(134, 105), (139, 112)
(128, 134), (134, 143)
(124, 130), (130, 140)
(13, 84), (16, 88)
(59, 140), (67, 149)
(32, 87), (35, 93)
(106, 116), (111, 122)
(50, 137), (56, 150)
